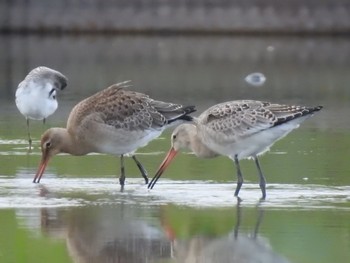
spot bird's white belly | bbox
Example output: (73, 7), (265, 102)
(204, 116), (308, 160)
(88, 126), (163, 156)
(16, 88), (57, 120)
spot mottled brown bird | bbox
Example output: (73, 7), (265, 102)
(33, 81), (196, 187)
(148, 100), (322, 199)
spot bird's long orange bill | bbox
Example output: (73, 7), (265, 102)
(33, 155), (50, 183)
(148, 147), (178, 189)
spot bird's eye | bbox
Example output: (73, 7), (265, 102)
(45, 142), (52, 148)
(172, 134), (177, 140)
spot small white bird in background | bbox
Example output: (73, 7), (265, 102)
(15, 66), (68, 151)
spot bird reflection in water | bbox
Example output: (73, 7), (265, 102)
(37, 203), (172, 263)
(25, 201), (290, 263)
(162, 204), (291, 263)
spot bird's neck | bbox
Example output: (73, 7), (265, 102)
(186, 125), (219, 159)
(54, 128), (89, 156)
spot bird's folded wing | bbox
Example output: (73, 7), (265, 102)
(197, 100), (311, 140)
(70, 83), (168, 132)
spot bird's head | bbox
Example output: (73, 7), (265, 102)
(26, 67), (68, 99)
(148, 124), (196, 189)
(53, 72), (68, 91)
(33, 128), (67, 183)
(171, 123), (195, 151)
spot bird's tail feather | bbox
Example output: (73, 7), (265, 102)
(273, 105), (323, 127)
(167, 105), (196, 124)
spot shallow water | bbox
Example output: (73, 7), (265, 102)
(1, 177), (350, 210)
(0, 35), (350, 263)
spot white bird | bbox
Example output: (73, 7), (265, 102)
(15, 66), (68, 150)
(148, 100), (322, 199)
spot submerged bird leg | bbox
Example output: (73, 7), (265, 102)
(233, 203), (242, 239)
(234, 154), (244, 197)
(252, 205), (265, 239)
(119, 154), (126, 189)
(26, 118), (32, 152)
(254, 156), (266, 200)
(132, 155), (149, 184)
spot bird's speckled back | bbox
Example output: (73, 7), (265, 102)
(67, 82), (195, 133)
(196, 100), (322, 138)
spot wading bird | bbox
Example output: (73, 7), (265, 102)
(33, 81), (195, 189)
(148, 100), (322, 199)
(15, 66), (68, 150)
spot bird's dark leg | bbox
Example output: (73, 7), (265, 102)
(234, 155), (244, 197)
(254, 156), (266, 200)
(132, 155), (149, 184)
(43, 118), (46, 125)
(119, 154), (125, 191)
(26, 118), (32, 152)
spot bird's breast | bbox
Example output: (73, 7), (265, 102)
(80, 124), (163, 156)
(15, 89), (58, 120)
(200, 117), (306, 160)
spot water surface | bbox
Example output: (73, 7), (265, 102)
(0, 35), (349, 263)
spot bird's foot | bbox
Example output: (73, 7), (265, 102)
(235, 195), (243, 204)
(27, 141), (33, 154)
(119, 177), (125, 185)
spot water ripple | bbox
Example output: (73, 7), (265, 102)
(0, 177), (349, 210)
